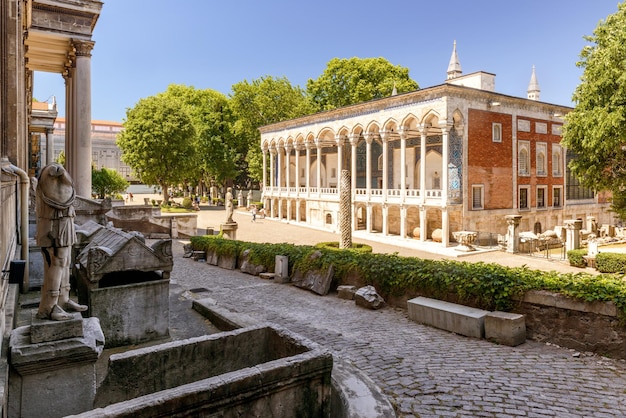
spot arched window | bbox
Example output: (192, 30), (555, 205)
(518, 146), (530, 176)
(537, 152), (546, 175)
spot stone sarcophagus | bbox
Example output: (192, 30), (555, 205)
(75, 225), (173, 347)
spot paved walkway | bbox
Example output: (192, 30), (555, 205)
(163, 202), (626, 417)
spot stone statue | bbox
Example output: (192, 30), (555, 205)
(225, 187), (234, 223)
(237, 189), (244, 207)
(36, 163), (87, 321)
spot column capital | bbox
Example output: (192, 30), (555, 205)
(438, 121), (454, 133)
(335, 135), (346, 146)
(348, 133), (360, 146)
(284, 143), (293, 152)
(363, 132), (377, 144)
(314, 138), (323, 149)
(379, 130), (392, 142)
(72, 39), (95, 57)
(418, 123), (431, 136)
(305, 141), (313, 150)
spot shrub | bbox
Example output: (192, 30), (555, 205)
(596, 252), (626, 273)
(567, 249), (587, 268)
(182, 197), (193, 209)
(189, 237), (626, 314)
(200, 196), (209, 203)
(315, 241), (373, 253)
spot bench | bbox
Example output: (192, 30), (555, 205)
(407, 297), (489, 338)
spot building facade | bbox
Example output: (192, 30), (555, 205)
(259, 46), (609, 247)
(34, 117), (135, 182)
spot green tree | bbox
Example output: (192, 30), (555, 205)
(164, 85), (238, 187)
(562, 3), (626, 200)
(91, 167), (129, 199)
(117, 94), (196, 203)
(306, 57), (419, 111)
(230, 76), (316, 185)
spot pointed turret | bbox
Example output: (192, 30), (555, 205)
(391, 82), (397, 96)
(447, 40), (462, 80)
(527, 65), (540, 101)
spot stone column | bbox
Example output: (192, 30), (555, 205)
(305, 142), (311, 195)
(349, 134), (359, 194)
(349, 134), (359, 230)
(276, 144), (283, 189)
(419, 206), (426, 242)
(441, 207), (450, 247)
(339, 169), (352, 249)
(315, 139), (322, 194)
(381, 131), (389, 201)
(440, 122), (452, 204)
(335, 135), (344, 194)
(382, 204), (388, 235)
(294, 145), (301, 194)
(419, 125), (427, 203)
(71, 40), (95, 198)
(262, 148), (268, 192)
(399, 130), (408, 199)
(63, 69), (74, 176)
(45, 127), (54, 166)
(505, 215), (522, 253)
(564, 219), (583, 251)
(400, 205), (407, 238)
(364, 133), (373, 195)
(269, 147), (276, 188)
(285, 143), (291, 190)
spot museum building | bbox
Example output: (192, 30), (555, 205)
(259, 43), (610, 248)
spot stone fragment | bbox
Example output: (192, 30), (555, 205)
(355, 286), (385, 310)
(239, 249), (267, 276)
(337, 285), (357, 300)
(291, 251), (334, 295)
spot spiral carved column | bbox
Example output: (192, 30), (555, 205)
(339, 169), (352, 249)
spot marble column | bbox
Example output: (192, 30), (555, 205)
(45, 127), (54, 166)
(70, 40), (95, 198)
(381, 131), (389, 201)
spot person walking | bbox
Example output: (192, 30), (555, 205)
(251, 206), (257, 222)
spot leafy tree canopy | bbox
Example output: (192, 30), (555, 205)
(91, 167), (129, 199)
(230, 76), (316, 184)
(306, 57), (419, 111)
(117, 93), (196, 202)
(562, 2), (626, 195)
(164, 84), (237, 187)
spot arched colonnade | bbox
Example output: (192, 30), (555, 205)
(260, 108), (466, 247)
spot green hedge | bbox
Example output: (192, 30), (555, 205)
(314, 241), (373, 253)
(567, 249), (587, 268)
(596, 252), (626, 274)
(190, 236), (626, 315)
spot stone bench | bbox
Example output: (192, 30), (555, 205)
(485, 311), (526, 346)
(407, 297), (489, 338)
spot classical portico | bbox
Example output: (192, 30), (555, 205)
(24, 0), (102, 197)
(259, 86), (466, 248)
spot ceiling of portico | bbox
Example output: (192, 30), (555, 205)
(24, 0), (102, 74)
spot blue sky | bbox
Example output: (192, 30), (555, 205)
(33, 0), (621, 122)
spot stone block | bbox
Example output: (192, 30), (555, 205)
(30, 311), (84, 343)
(274, 255), (290, 283)
(485, 311), (526, 347)
(407, 297), (489, 339)
(337, 285), (357, 300)
(259, 272), (275, 280)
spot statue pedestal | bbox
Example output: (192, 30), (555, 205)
(8, 315), (105, 418)
(221, 222), (238, 240)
